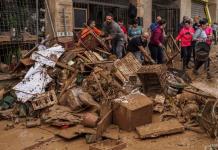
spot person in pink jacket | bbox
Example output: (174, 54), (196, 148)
(176, 20), (194, 70)
(205, 25), (213, 46)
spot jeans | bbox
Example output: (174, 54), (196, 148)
(192, 41), (196, 63)
(181, 46), (192, 69)
(112, 40), (125, 59)
(195, 44), (211, 72)
(148, 43), (163, 64)
(213, 30), (217, 45)
(132, 51), (144, 64)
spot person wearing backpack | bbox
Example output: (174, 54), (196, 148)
(192, 19), (212, 79)
(176, 20), (194, 70)
(149, 16), (162, 33)
(149, 19), (166, 64)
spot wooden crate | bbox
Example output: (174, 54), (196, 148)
(114, 53), (142, 81)
(31, 90), (57, 110)
(113, 93), (153, 131)
(137, 64), (167, 93)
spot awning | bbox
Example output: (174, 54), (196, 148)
(72, 0), (128, 8)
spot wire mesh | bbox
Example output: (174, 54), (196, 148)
(0, 0), (45, 64)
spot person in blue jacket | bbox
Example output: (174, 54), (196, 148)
(128, 19), (142, 40)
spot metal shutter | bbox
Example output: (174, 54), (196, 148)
(191, 1), (206, 18)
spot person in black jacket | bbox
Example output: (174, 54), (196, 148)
(127, 32), (154, 64)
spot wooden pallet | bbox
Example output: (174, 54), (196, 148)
(114, 53), (142, 80)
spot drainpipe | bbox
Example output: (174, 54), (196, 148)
(204, 0), (212, 25)
(196, 0), (212, 24)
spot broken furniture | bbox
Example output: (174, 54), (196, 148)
(57, 37), (74, 50)
(114, 53), (142, 84)
(78, 26), (109, 54)
(113, 93), (153, 131)
(137, 64), (167, 93)
(165, 34), (181, 66)
(198, 99), (218, 138)
(160, 68), (190, 96)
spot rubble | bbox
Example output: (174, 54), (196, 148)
(153, 94), (165, 113)
(89, 139), (127, 150)
(0, 25), (217, 149)
(55, 125), (85, 140)
(82, 112), (99, 128)
(41, 105), (81, 127)
(31, 90), (57, 111)
(26, 118), (41, 128)
(198, 99), (218, 138)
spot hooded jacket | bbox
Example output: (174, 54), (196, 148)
(150, 26), (164, 46)
(176, 27), (194, 47)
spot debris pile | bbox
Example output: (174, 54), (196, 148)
(0, 30), (217, 149)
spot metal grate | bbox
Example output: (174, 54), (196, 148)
(152, 4), (180, 37)
(0, 0), (45, 64)
(73, 1), (128, 30)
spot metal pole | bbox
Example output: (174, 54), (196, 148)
(45, 0), (56, 37)
(36, 0), (39, 42)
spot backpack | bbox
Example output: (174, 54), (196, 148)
(150, 23), (159, 32)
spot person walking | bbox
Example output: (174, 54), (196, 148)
(192, 19), (212, 79)
(176, 20), (194, 70)
(148, 19), (166, 64)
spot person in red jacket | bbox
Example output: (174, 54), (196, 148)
(148, 19), (166, 64)
(176, 20), (194, 70)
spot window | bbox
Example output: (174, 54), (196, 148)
(73, 8), (87, 29)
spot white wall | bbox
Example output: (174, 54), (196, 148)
(179, 0), (192, 21)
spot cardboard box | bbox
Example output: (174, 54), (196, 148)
(113, 93), (153, 131)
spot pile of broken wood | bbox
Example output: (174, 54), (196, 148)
(0, 30), (217, 150)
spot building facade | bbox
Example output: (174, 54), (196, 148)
(45, 0), (218, 38)
(130, 0), (218, 35)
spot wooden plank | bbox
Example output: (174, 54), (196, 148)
(55, 126), (83, 140)
(93, 73), (107, 100)
(85, 61), (113, 65)
(96, 110), (112, 138)
(20, 58), (35, 66)
(84, 51), (95, 63)
(58, 70), (78, 100)
(136, 120), (185, 139)
(102, 125), (120, 140)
